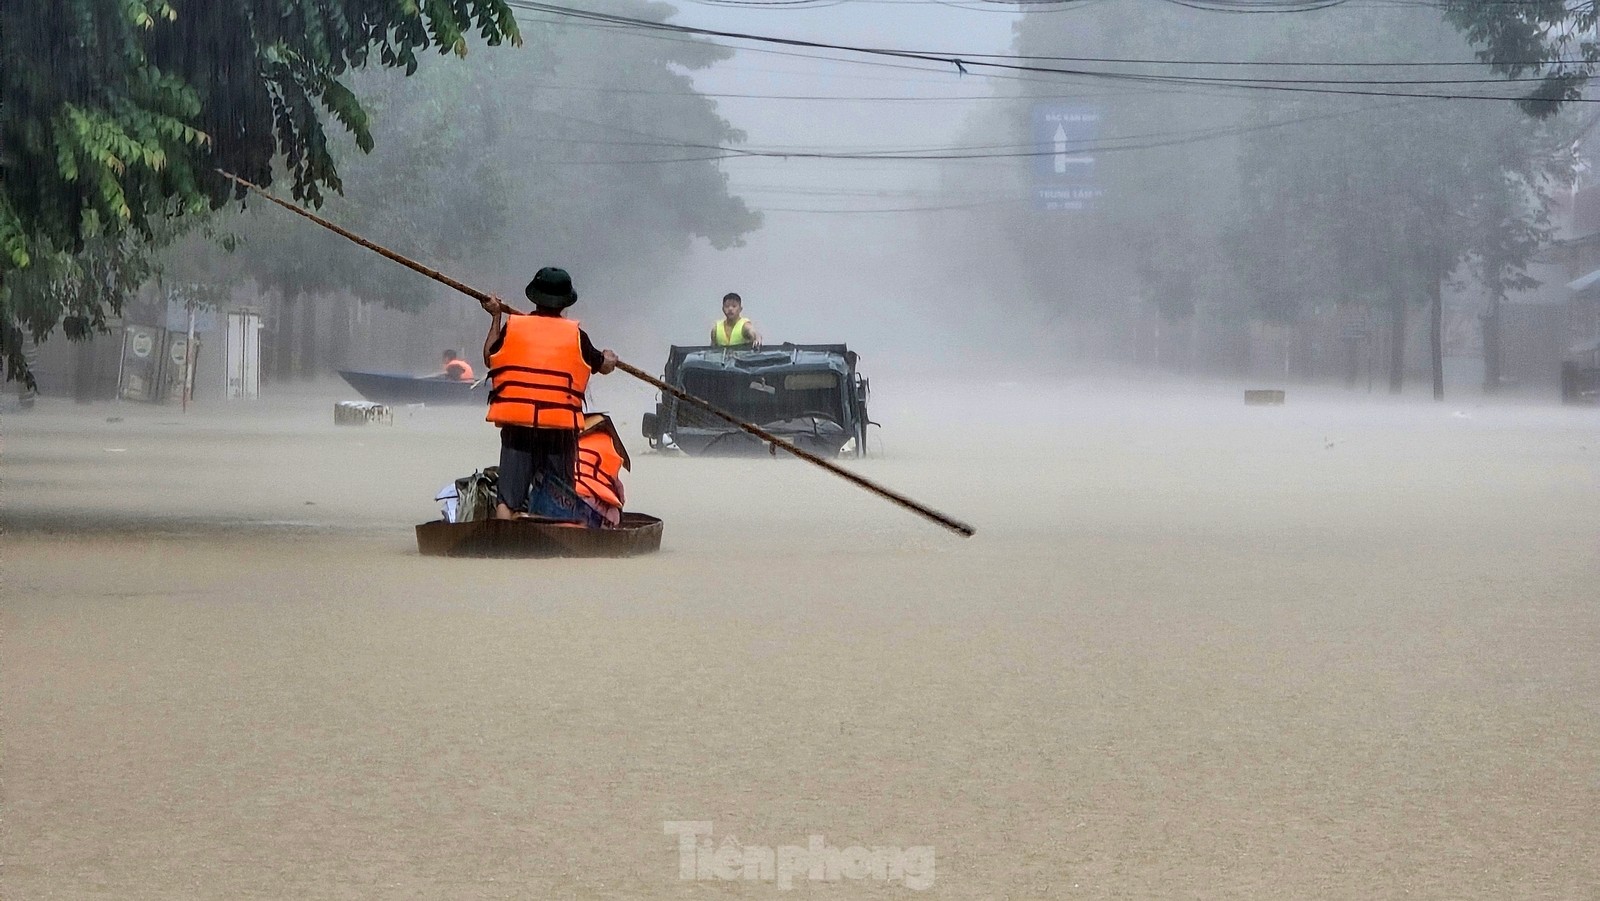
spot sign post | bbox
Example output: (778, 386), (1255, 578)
(1032, 104), (1102, 212)
(183, 303), (196, 412)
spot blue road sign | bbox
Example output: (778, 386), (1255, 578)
(1032, 104), (1100, 211)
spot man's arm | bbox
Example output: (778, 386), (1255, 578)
(579, 330), (618, 375)
(746, 320), (763, 349)
(481, 296), (505, 367)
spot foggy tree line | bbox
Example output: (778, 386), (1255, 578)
(159, 3), (759, 381)
(954, 1), (1582, 394)
(0, 0), (1593, 388)
(0, 0), (754, 387)
(0, 0), (523, 384)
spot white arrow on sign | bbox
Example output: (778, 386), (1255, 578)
(1053, 124), (1068, 174)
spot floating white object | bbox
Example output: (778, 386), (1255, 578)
(334, 400), (393, 425)
(435, 482), (460, 523)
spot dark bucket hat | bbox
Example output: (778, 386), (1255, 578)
(526, 267), (578, 310)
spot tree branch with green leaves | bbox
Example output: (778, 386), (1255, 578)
(0, 0), (521, 386)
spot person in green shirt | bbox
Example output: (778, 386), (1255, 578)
(710, 292), (762, 349)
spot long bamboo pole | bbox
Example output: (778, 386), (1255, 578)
(614, 360), (974, 536)
(220, 171), (976, 537)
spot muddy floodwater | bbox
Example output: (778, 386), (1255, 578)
(4, 376), (1598, 898)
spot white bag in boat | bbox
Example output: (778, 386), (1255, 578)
(435, 483), (460, 523)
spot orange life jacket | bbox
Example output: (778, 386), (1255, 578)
(446, 358), (475, 381)
(575, 415), (630, 509)
(485, 315), (590, 429)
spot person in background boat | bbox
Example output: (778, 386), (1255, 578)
(710, 292), (762, 349)
(480, 267), (618, 522)
(438, 349), (475, 381)
(574, 413), (630, 528)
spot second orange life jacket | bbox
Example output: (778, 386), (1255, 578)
(575, 414), (629, 509)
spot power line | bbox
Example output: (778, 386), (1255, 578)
(661, 0), (1519, 10)
(513, 10), (1485, 103)
(525, 94), (1423, 164)
(514, 14), (1296, 110)
(760, 196), (1027, 212)
(538, 94), (1416, 156)
(526, 82), (1013, 101)
(940, 51), (1575, 68)
(504, 1), (1595, 101)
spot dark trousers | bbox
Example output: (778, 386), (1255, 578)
(497, 426), (578, 514)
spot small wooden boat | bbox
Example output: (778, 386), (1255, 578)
(338, 370), (484, 406)
(415, 513), (664, 558)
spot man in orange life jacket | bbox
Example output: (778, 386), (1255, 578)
(439, 349), (475, 381)
(480, 267), (617, 521)
(574, 413), (630, 527)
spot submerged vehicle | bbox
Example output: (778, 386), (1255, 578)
(337, 370), (483, 406)
(641, 344), (872, 457)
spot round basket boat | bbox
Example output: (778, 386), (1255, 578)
(416, 513), (664, 558)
